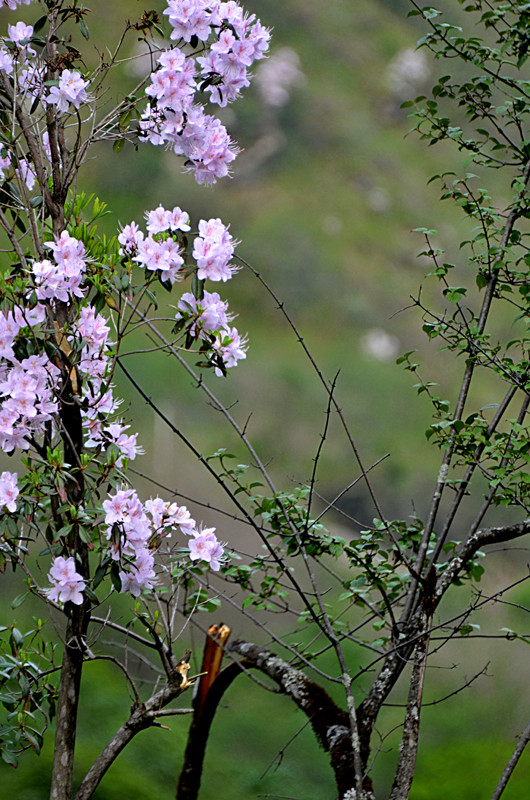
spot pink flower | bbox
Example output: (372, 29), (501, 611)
(46, 70), (89, 113)
(76, 306), (110, 349)
(146, 205), (171, 234)
(168, 206), (191, 232)
(17, 158), (36, 191)
(193, 217), (238, 281)
(119, 548), (156, 597)
(0, 470), (18, 512)
(188, 527), (224, 570)
(7, 21), (33, 44)
(145, 497), (168, 529)
(175, 290), (232, 338)
(168, 503), (196, 535)
(0, 48), (13, 75)
(1, 0), (31, 9)
(45, 230), (86, 272)
(164, 0), (218, 43)
(213, 325), (247, 373)
(103, 488), (137, 527)
(47, 556), (86, 605)
(118, 221), (144, 255)
(104, 423), (142, 466)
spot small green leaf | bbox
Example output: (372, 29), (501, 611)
(2, 750), (18, 767)
(11, 592), (28, 610)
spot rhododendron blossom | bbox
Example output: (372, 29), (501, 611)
(1, 0), (31, 10)
(47, 556), (86, 605)
(188, 527), (224, 570)
(0, 470), (18, 512)
(213, 325), (247, 373)
(139, 1), (269, 184)
(119, 549), (156, 597)
(118, 221), (144, 255)
(99, 487), (223, 596)
(7, 21), (33, 44)
(177, 290), (231, 334)
(0, 48), (13, 74)
(0, 0), (265, 616)
(17, 157), (36, 190)
(193, 217), (238, 281)
(45, 69), (89, 112)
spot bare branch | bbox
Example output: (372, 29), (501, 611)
(489, 720), (530, 800)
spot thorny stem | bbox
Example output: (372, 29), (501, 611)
(239, 257), (387, 525)
(401, 156), (530, 623)
(427, 384), (519, 567)
(116, 358), (326, 632)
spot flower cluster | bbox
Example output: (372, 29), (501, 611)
(176, 290), (231, 337)
(211, 325), (247, 374)
(0, 314), (60, 453)
(33, 231), (87, 302)
(140, 58), (238, 185)
(195, 3), (270, 107)
(119, 205), (189, 285)
(178, 217), (246, 371)
(0, 228), (138, 470)
(3, 20), (36, 88)
(0, 0), (257, 612)
(120, 206), (247, 372)
(193, 217), (238, 282)
(47, 556), (86, 606)
(188, 526), (224, 570)
(175, 289), (246, 373)
(102, 488), (224, 597)
(140, 0), (270, 183)
(133, 233), (184, 285)
(74, 306), (142, 468)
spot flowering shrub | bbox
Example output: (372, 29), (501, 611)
(0, 0), (268, 604)
(0, 0), (268, 783)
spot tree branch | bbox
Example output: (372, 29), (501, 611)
(74, 654), (193, 800)
(489, 720), (530, 800)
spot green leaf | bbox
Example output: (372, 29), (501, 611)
(412, 227), (438, 235)
(33, 15), (47, 34)
(2, 750), (18, 767)
(443, 286), (467, 303)
(476, 272), (489, 289)
(11, 593), (28, 610)
(145, 288), (158, 308)
(192, 273), (204, 300)
(11, 628), (23, 646)
(84, 586), (99, 603)
(119, 110), (132, 130)
(92, 562), (107, 590)
(110, 562), (122, 592)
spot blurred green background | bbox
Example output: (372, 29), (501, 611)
(1, 0), (529, 798)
